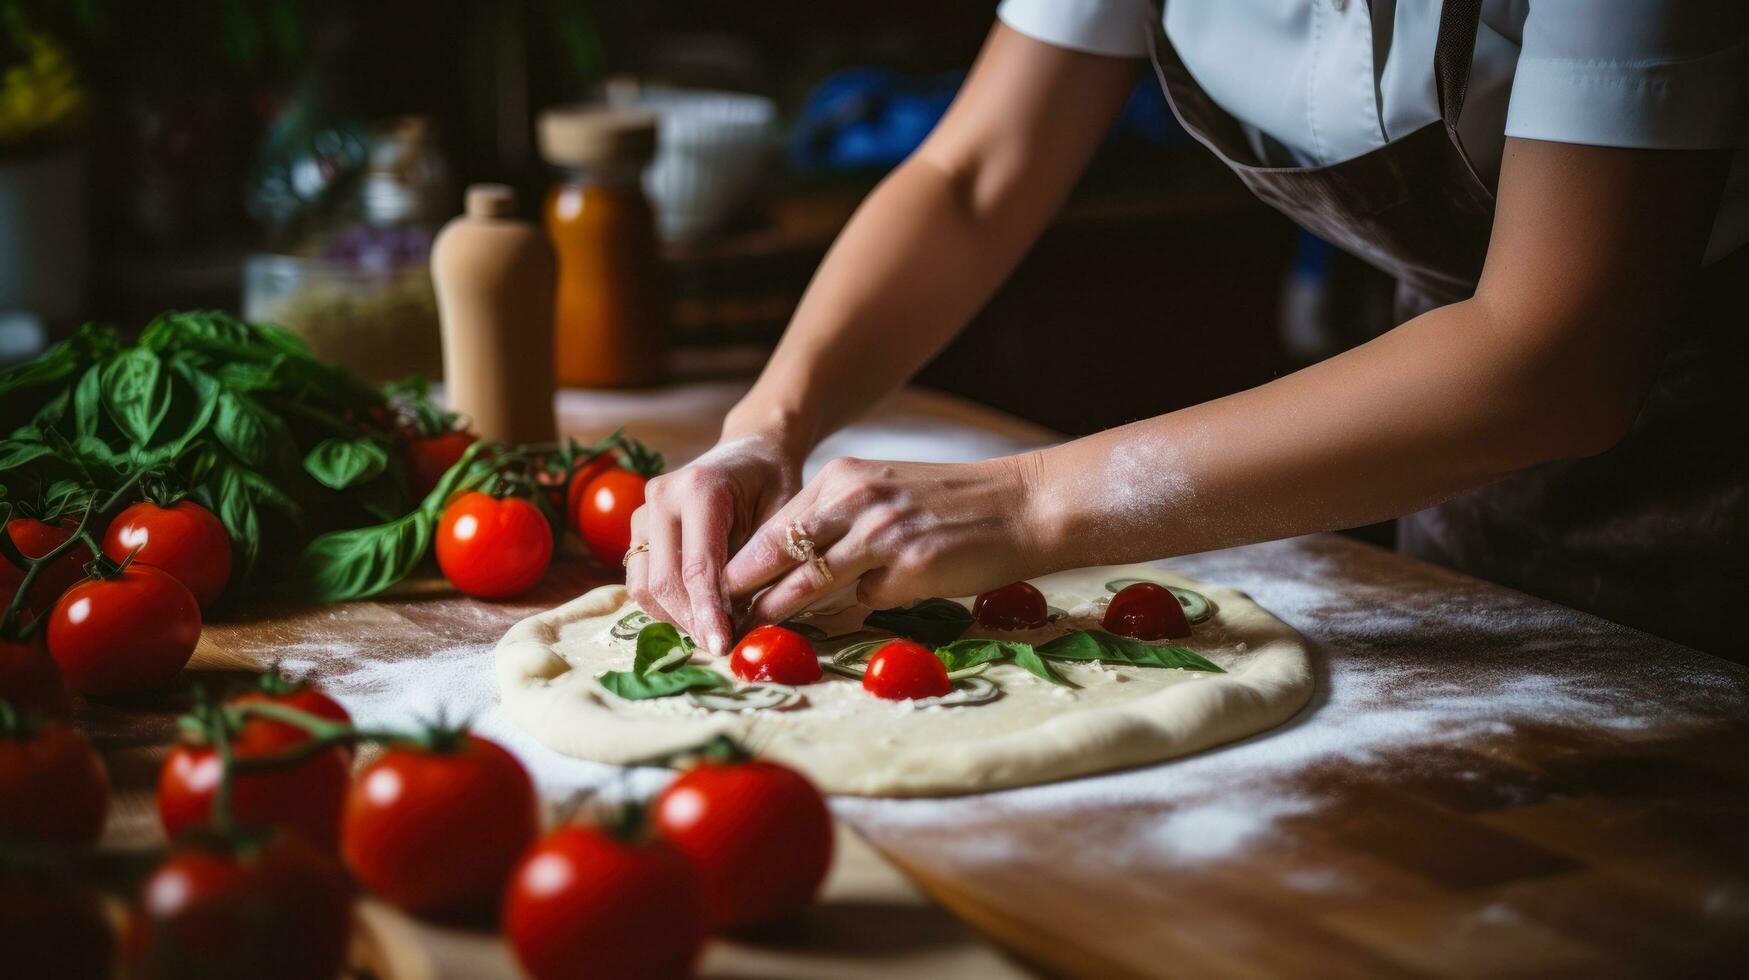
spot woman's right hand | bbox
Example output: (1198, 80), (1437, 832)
(625, 430), (804, 657)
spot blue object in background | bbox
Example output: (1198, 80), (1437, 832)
(790, 68), (1183, 173)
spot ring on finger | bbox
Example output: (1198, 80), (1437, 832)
(622, 542), (651, 567)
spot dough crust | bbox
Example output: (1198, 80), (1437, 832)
(495, 564), (1313, 796)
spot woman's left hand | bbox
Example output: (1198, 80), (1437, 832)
(721, 454), (1048, 625)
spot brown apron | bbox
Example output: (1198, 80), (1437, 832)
(1146, 1), (1749, 659)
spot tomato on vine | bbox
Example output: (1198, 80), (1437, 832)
(0, 704), (109, 843)
(405, 430), (479, 499)
(973, 581), (1049, 631)
(1102, 582), (1189, 640)
(102, 499), (233, 607)
(342, 732), (538, 919)
(653, 756), (833, 929)
(504, 824), (706, 980)
(130, 833), (353, 980)
(233, 670), (353, 759)
(47, 564), (200, 697)
(436, 492), (555, 599)
(862, 640), (952, 701)
(729, 625), (823, 685)
(574, 439), (664, 567)
(4, 516), (92, 616)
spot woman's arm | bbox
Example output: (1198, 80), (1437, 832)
(723, 138), (1732, 620)
(630, 25), (1139, 652)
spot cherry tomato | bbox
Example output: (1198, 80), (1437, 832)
(47, 565), (201, 697)
(575, 467), (647, 567)
(564, 451), (621, 534)
(234, 675), (352, 761)
(654, 759), (833, 929)
(504, 825), (706, 980)
(404, 430), (478, 499)
(131, 834), (352, 980)
(0, 718), (108, 843)
(973, 581), (1049, 631)
(729, 625), (823, 685)
(4, 517), (93, 615)
(0, 874), (115, 980)
(0, 633), (71, 718)
(436, 492), (554, 599)
(102, 500), (233, 607)
(158, 707), (350, 851)
(862, 640), (952, 700)
(1102, 582), (1190, 640)
(343, 734), (538, 919)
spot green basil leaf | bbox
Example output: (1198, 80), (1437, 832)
(165, 358), (222, 453)
(303, 437), (389, 491)
(1037, 630), (1224, 673)
(418, 439), (496, 516)
(213, 390), (289, 470)
(0, 441), (57, 471)
(864, 598), (973, 647)
(933, 638), (1024, 672)
(292, 508), (434, 602)
(215, 464), (263, 588)
(101, 348), (172, 444)
(598, 665), (729, 701)
(633, 622), (696, 675)
(72, 364), (103, 437)
(1011, 644), (1070, 686)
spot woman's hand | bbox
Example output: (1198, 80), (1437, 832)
(626, 432), (804, 656)
(722, 454), (1048, 626)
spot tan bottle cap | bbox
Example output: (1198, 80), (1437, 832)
(537, 106), (658, 168)
(465, 183), (517, 219)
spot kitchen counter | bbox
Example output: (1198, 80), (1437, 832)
(85, 381), (1748, 978)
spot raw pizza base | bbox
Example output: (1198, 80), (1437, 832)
(494, 564), (1313, 796)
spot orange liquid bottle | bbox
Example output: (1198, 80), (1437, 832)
(537, 107), (665, 388)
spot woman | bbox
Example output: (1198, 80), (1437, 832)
(627, 1), (1748, 659)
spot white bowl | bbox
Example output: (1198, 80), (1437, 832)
(616, 88), (778, 242)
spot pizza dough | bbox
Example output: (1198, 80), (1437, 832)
(494, 564), (1313, 796)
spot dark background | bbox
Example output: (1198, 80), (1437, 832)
(2, 0), (1389, 438)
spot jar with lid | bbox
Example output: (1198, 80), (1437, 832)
(537, 106), (665, 388)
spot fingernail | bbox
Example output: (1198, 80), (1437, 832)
(709, 632), (729, 656)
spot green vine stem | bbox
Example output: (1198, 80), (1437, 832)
(1, 461), (158, 639)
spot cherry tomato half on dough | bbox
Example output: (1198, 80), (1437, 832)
(4, 517), (93, 615)
(504, 825), (706, 980)
(343, 733), (538, 919)
(653, 758), (833, 929)
(47, 565), (201, 698)
(130, 834), (353, 980)
(862, 640), (952, 701)
(972, 581), (1049, 631)
(102, 500), (233, 607)
(0, 715), (109, 843)
(436, 492), (554, 599)
(1102, 582), (1190, 641)
(158, 701), (350, 850)
(729, 625), (823, 685)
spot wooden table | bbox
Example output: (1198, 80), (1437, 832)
(85, 382), (1749, 978)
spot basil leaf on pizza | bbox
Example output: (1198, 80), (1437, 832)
(933, 638), (1071, 687)
(1037, 630), (1224, 673)
(632, 622), (695, 675)
(864, 599), (973, 646)
(599, 665), (729, 701)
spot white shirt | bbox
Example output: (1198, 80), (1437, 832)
(997, 0), (1749, 264)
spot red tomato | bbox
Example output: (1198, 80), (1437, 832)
(862, 640), (952, 700)
(0, 719), (109, 843)
(404, 430), (479, 500)
(564, 451), (621, 534)
(343, 734), (538, 919)
(0, 632), (71, 717)
(5, 517), (93, 615)
(653, 759), (833, 929)
(436, 492), (554, 599)
(504, 825), (705, 980)
(729, 625), (823, 685)
(973, 581), (1049, 631)
(0, 875), (115, 980)
(158, 710), (350, 851)
(131, 835), (352, 980)
(47, 565), (201, 697)
(234, 678), (352, 760)
(1102, 582), (1190, 640)
(575, 468), (647, 567)
(102, 500), (233, 607)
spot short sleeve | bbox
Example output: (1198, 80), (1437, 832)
(996, 0), (1154, 58)
(1504, 0), (1749, 150)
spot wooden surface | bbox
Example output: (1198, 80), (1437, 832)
(84, 381), (1749, 978)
